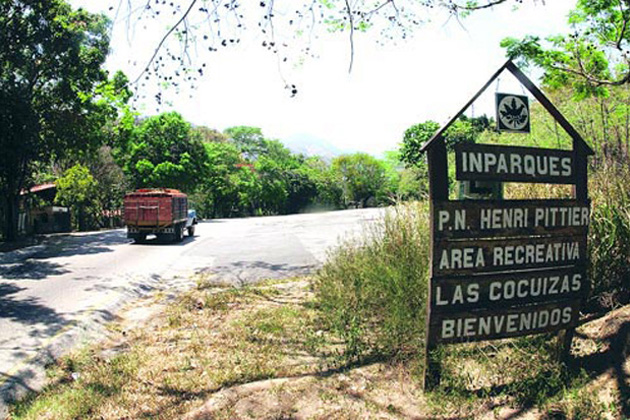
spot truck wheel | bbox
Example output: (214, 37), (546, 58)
(175, 224), (184, 242)
(134, 234), (147, 244)
(187, 226), (195, 237)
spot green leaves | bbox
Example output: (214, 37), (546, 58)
(123, 112), (209, 193)
(55, 164), (98, 207)
(0, 0), (113, 240)
(331, 153), (387, 207)
(501, 0), (630, 99)
(55, 164), (99, 231)
(400, 116), (490, 168)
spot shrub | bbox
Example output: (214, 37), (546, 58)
(588, 163), (630, 310)
(313, 202), (430, 362)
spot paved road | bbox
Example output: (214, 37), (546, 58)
(0, 208), (383, 405)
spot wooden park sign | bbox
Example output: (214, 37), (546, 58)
(420, 60), (594, 389)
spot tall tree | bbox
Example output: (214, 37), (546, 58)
(88, 145), (128, 228)
(301, 157), (344, 210)
(123, 112), (209, 192)
(332, 153), (386, 208)
(194, 141), (245, 218)
(500, 0), (630, 162)
(252, 140), (317, 215)
(0, 1), (111, 241)
(400, 116), (491, 168)
(192, 126), (229, 144)
(55, 164), (99, 231)
(224, 126), (268, 160)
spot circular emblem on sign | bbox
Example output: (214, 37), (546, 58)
(498, 95), (529, 131)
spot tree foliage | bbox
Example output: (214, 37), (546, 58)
(224, 126), (268, 160)
(192, 126), (229, 144)
(192, 141), (248, 218)
(400, 121), (441, 169)
(332, 153), (386, 207)
(303, 157), (344, 209)
(123, 112), (209, 192)
(88, 146), (128, 228)
(55, 164), (99, 231)
(501, 0), (630, 99)
(188, 125), (398, 218)
(0, 0), (112, 240)
(400, 116), (491, 168)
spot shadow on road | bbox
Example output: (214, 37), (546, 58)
(0, 230), (129, 281)
(0, 283), (67, 334)
(0, 260), (69, 281)
(0, 367), (37, 400)
(130, 235), (197, 246)
(40, 230), (129, 258)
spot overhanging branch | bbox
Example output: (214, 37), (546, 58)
(132, 0), (198, 84)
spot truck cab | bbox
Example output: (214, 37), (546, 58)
(186, 209), (198, 236)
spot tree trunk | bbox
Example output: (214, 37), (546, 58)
(3, 193), (20, 242)
(78, 205), (85, 232)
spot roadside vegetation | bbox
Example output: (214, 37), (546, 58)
(314, 202), (430, 362)
(8, 248), (626, 419)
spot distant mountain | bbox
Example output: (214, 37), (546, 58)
(281, 134), (347, 161)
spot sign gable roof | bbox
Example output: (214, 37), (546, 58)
(419, 59), (594, 155)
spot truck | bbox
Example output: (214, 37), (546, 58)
(123, 188), (197, 243)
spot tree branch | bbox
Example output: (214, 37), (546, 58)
(344, 0), (354, 73)
(451, 0), (510, 11)
(363, 0), (395, 18)
(549, 63), (630, 87)
(616, 1), (628, 50)
(133, 0), (198, 84)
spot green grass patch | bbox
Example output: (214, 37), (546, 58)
(12, 350), (139, 420)
(313, 201), (430, 363)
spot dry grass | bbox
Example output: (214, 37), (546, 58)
(9, 274), (626, 420)
(11, 278), (330, 419)
(11, 277), (430, 419)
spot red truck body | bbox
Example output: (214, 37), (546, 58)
(124, 188), (189, 242)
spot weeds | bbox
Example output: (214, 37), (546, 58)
(588, 163), (630, 310)
(313, 202), (430, 363)
(9, 273), (623, 419)
(541, 372), (609, 420)
(428, 335), (611, 418)
(11, 350), (139, 420)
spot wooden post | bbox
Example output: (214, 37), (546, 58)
(424, 137), (448, 390)
(559, 139), (590, 364)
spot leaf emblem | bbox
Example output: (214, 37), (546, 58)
(498, 96), (528, 130)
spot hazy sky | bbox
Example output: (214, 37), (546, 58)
(72, 0), (575, 157)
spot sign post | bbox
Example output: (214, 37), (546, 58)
(420, 60), (594, 390)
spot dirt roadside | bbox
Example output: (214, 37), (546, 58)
(8, 277), (629, 419)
